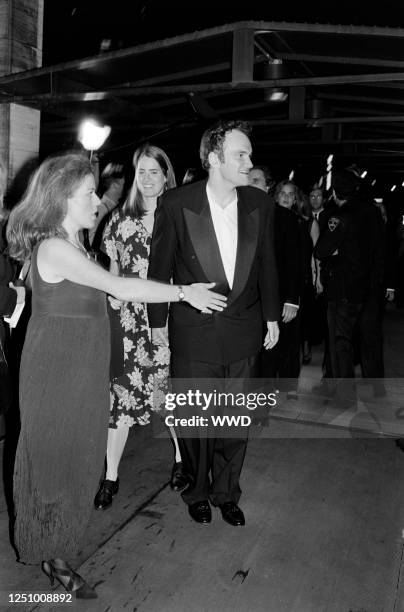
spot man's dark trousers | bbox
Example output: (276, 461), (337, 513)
(171, 354), (259, 507)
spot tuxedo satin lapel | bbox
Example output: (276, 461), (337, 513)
(228, 197), (259, 306)
(183, 203), (229, 295)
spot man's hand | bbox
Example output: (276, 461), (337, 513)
(316, 276), (323, 295)
(282, 303), (298, 323)
(264, 321), (279, 350)
(152, 327), (169, 347)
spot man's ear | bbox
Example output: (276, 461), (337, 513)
(208, 151), (220, 168)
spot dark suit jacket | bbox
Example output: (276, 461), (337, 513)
(147, 180), (279, 365)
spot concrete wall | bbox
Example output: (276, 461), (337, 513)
(0, 0), (43, 188)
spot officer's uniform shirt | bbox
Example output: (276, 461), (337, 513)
(314, 197), (383, 303)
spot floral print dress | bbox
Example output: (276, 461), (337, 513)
(102, 212), (170, 428)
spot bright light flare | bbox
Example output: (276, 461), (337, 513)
(78, 119), (111, 151)
(326, 154), (333, 190)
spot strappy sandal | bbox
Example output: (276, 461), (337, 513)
(42, 559), (98, 599)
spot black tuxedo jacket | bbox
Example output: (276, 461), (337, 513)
(147, 180), (279, 365)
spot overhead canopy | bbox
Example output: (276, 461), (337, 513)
(1, 20), (404, 188)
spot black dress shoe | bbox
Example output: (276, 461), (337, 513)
(94, 478), (119, 510)
(396, 439), (404, 452)
(219, 502), (245, 526)
(170, 462), (189, 492)
(188, 500), (212, 524)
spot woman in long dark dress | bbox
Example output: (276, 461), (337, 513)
(6, 152), (227, 598)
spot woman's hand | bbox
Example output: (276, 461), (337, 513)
(184, 282), (227, 313)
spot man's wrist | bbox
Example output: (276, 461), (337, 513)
(177, 285), (186, 302)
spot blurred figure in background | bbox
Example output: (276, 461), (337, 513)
(0, 161), (24, 415)
(314, 169), (384, 404)
(182, 167), (199, 185)
(294, 186), (319, 365)
(88, 162), (125, 252)
(261, 179), (302, 398)
(248, 165), (275, 196)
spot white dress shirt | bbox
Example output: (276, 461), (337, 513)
(312, 207), (324, 221)
(206, 184), (238, 289)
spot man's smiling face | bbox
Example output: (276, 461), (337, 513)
(212, 129), (253, 188)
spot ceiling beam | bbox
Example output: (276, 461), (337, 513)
(0, 23), (239, 86)
(232, 29), (254, 82)
(248, 116), (404, 127)
(5, 71), (404, 103)
(275, 52), (404, 70)
(0, 19), (403, 88)
(251, 138), (404, 146)
(318, 93), (404, 108)
(249, 20), (404, 37)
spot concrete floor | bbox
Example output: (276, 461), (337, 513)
(1, 303), (404, 612)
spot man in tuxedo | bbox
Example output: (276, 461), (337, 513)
(148, 120), (279, 526)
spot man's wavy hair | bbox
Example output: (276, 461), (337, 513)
(122, 143), (176, 218)
(7, 152), (92, 262)
(199, 120), (252, 171)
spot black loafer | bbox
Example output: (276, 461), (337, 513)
(219, 502), (245, 526)
(396, 439), (404, 452)
(94, 478), (119, 510)
(188, 500), (212, 524)
(170, 461), (189, 492)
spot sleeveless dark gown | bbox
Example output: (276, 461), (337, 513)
(13, 245), (110, 564)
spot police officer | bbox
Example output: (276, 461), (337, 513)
(314, 170), (384, 405)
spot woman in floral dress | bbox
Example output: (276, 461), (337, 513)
(94, 144), (188, 509)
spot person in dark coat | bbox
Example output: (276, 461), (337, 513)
(314, 169), (383, 405)
(259, 180), (302, 396)
(0, 161), (24, 415)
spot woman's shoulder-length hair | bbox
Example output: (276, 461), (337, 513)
(6, 151), (92, 262)
(122, 143), (176, 218)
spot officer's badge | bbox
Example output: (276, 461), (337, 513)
(328, 217), (340, 232)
